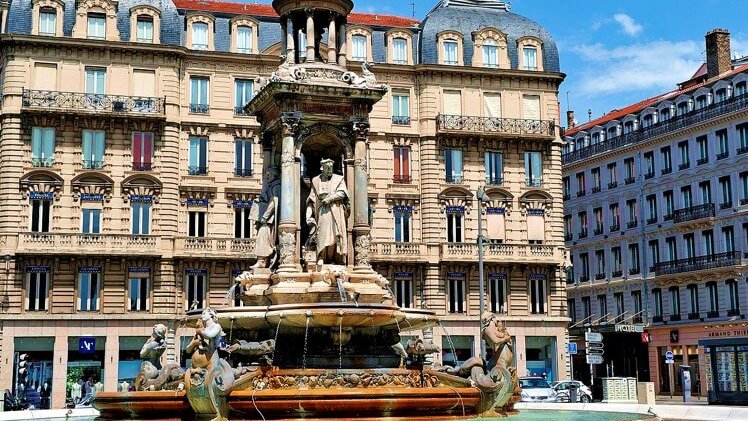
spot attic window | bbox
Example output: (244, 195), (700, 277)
(136, 15), (154, 43)
(39, 7), (57, 36)
(87, 12), (106, 40)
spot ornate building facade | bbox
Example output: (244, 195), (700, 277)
(564, 30), (748, 397)
(0, 0), (567, 409)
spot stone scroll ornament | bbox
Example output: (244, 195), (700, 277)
(278, 231), (297, 266)
(354, 233), (372, 267)
(184, 308), (235, 421)
(135, 324), (185, 391)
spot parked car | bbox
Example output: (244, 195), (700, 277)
(518, 377), (557, 402)
(552, 380), (593, 403)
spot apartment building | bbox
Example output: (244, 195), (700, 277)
(563, 29), (748, 396)
(0, 0), (567, 409)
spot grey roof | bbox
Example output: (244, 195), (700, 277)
(419, 0), (560, 72)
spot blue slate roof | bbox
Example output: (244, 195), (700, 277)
(419, 0), (561, 72)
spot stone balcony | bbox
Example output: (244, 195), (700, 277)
(370, 242), (429, 262)
(673, 203), (715, 225)
(174, 237), (256, 259)
(441, 242), (563, 264)
(17, 233), (162, 256)
(436, 114), (555, 139)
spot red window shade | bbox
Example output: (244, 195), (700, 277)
(142, 133), (153, 164)
(401, 148), (409, 178)
(133, 133), (142, 165)
(394, 148), (401, 179)
(133, 132), (154, 165)
(394, 147), (410, 182)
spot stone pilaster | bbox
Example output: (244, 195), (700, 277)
(305, 8), (316, 63)
(277, 115), (301, 272)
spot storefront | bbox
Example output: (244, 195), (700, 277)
(11, 337), (54, 410)
(66, 336), (106, 407)
(526, 336), (557, 382)
(118, 337), (148, 392)
(699, 336), (748, 405)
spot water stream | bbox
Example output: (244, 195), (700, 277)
(271, 317), (282, 363)
(438, 321), (458, 362)
(302, 314), (311, 370)
(338, 317), (343, 370)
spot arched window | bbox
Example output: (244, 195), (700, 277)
(517, 37), (543, 71)
(187, 13), (215, 51)
(230, 18), (259, 54)
(483, 39), (498, 68)
(129, 6), (161, 44)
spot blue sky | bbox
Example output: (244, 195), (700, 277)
(351, 0), (748, 125)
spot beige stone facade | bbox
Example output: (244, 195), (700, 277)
(0, 0), (567, 410)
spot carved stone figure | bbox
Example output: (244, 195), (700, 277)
(353, 233), (371, 267)
(305, 159), (350, 265)
(405, 338), (440, 357)
(251, 167), (282, 269)
(140, 324), (168, 369)
(227, 339), (275, 358)
(135, 324), (186, 392)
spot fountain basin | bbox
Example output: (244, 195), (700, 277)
(186, 303), (439, 330)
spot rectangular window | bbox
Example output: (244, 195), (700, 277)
(697, 135), (709, 162)
(393, 38), (408, 64)
(703, 229), (714, 256)
(85, 67), (106, 95)
(595, 250), (605, 275)
(626, 199), (637, 225)
(722, 226), (735, 252)
(444, 148), (463, 183)
(523, 47), (538, 70)
(647, 195), (658, 221)
(719, 176), (733, 207)
(687, 284), (699, 315)
(394, 275), (413, 308)
(234, 207), (252, 239)
(443, 90), (462, 115)
(236, 26), (253, 53)
(717, 129), (729, 158)
(392, 93), (410, 124)
(131, 202), (151, 235)
(31, 127), (55, 167)
(629, 243), (640, 273)
(27, 272), (49, 311)
(443, 40), (458, 65)
(594, 207), (603, 231)
(192, 22), (208, 49)
(576, 172), (586, 195)
(607, 162), (618, 185)
(681, 186), (693, 208)
(136, 16), (154, 43)
(352, 35), (367, 61)
(132, 132), (154, 171)
(190, 77), (210, 113)
(522, 95), (541, 120)
(579, 253), (589, 280)
(487, 208), (506, 242)
(632, 290), (643, 321)
(741, 172), (748, 204)
(188, 211), (206, 237)
(644, 151), (654, 177)
(700, 181), (712, 205)
(39, 8), (57, 35)
(678, 141), (690, 167)
(483, 41), (498, 67)
(448, 276), (466, 313)
(489, 274), (506, 313)
(670, 286), (681, 317)
(666, 236), (678, 261)
(530, 276), (546, 314)
(591, 168), (601, 190)
(394, 209), (411, 243)
(615, 292), (625, 317)
(78, 272), (100, 312)
(525, 151), (543, 187)
(739, 124), (748, 151)
(446, 211), (464, 243)
(189, 136), (208, 175)
(81, 130), (105, 169)
(664, 190), (674, 217)
(582, 296), (592, 320)
(684, 233), (696, 259)
(728, 280), (740, 313)
(610, 203), (620, 226)
(129, 277), (149, 311)
(662, 145), (672, 171)
(483, 92), (502, 118)
(485, 151), (503, 185)
(81, 209), (101, 234)
(393, 146), (410, 183)
(234, 138), (252, 177)
(707, 282), (719, 314)
(234, 79), (254, 115)
(649, 240), (660, 265)
(30, 199), (52, 233)
(597, 294), (607, 318)
(87, 13), (105, 39)
(568, 299), (576, 323)
(653, 288), (663, 318)
(624, 157), (635, 180)
(186, 272), (206, 310)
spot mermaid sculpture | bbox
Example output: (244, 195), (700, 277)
(135, 324), (184, 391)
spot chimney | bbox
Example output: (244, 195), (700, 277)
(566, 110), (575, 129)
(706, 29), (731, 79)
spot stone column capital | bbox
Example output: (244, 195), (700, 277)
(350, 119), (370, 140)
(304, 7), (316, 16)
(281, 114), (302, 137)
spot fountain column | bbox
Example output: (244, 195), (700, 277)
(278, 114), (301, 273)
(351, 120), (372, 271)
(305, 8), (315, 63)
(280, 16), (288, 61)
(327, 13), (338, 64)
(338, 20), (347, 66)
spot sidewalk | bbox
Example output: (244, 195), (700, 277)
(655, 394), (708, 405)
(517, 402), (748, 421)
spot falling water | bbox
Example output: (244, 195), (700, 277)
(438, 321), (458, 361)
(338, 317), (343, 370)
(271, 318), (282, 363)
(302, 314), (311, 371)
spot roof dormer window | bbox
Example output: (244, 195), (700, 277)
(136, 15), (153, 43)
(87, 12), (106, 39)
(659, 107), (671, 121)
(677, 101), (690, 116)
(444, 41), (458, 65)
(483, 39), (499, 68)
(523, 47), (538, 71)
(236, 26), (252, 53)
(352, 35), (367, 61)
(695, 95), (708, 109)
(736, 82), (747, 96)
(518, 37), (543, 71)
(393, 38), (408, 64)
(715, 88), (727, 103)
(193, 22), (208, 50)
(130, 6), (161, 44)
(39, 7), (56, 36)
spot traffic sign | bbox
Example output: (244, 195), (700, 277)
(665, 350), (675, 364)
(568, 343), (578, 355)
(585, 332), (603, 342)
(586, 354), (604, 365)
(586, 342), (605, 355)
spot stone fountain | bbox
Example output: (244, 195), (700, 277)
(93, 1), (519, 419)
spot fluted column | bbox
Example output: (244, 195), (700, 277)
(280, 16), (288, 61)
(351, 120), (371, 271)
(278, 115), (301, 272)
(338, 21), (347, 66)
(305, 8), (315, 63)
(327, 14), (338, 64)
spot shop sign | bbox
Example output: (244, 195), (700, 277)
(670, 330), (680, 343)
(79, 337), (96, 355)
(641, 332), (652, 343)
(706, 329), (748, 338)
(615, 324), (644, 333)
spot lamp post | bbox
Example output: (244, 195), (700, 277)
(476, 186), (487, 360)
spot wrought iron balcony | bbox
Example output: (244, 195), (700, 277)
(595, 273), (606, 280)
(717, 152), (729, 160)
(661, 167), (673, 175)
(652, 315), (663, 323)
(629, 267), (641, 275)
(188, 166), (208, 176)
(608, 181), (618, 189)
(133, 163), (153, 171)
(653, 251), (742, 275)
(742, 198), (748, 206)
(564, 233), (573, 241)
(645, 173), (655, 180)
(578, 275), (590, 283)
(720, 201), (733, 210)
(82, 160), (104, 170)
(592, 186), (602, 193)
(738, 146), (748, 155)
(670, 314), (682, 322)
(728, 309), (741, 317)
(525, 179), (543, 187)
(562, 92), (748, 164)
(609, 224), (620, 232)
(697, 157), (709, 165)
(627, 219), (638, 229)
(189, 103), (210, 114)
(234, 168), (253, 178)
(436, 114), (555, 138)
(32, 157), (55, 168)
(234, 106), (248, 116)
(594, 227), (603, 236)
(664, 213), (674, 221)
(679, 162), (690, 170)
(611, 269), (622, 278)
(647, 217), (658, 225)
(577, 190), (586, 197)
(22, 89), (165, 117)
(625, 177), (636, 185)
(392, 116), (411, 125)
(673, 203), (715, 224)
(486, 176), (503, 186)
(578, 230), (588, 239)
(707, 310), (721, 319)
(393, 175), (412, 184)
(688, 312), (701, 320)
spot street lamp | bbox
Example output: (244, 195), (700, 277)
(476, 186), (489, 360)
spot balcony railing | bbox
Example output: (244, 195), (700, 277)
(22, 89), (165, 116)
(82, 160), (104, 170)
(609, 224), (620, 232)
(612, 270), (623, 278)
(627, 219), (638, 229)
(608, 181), (618, 189)
(592, 186), (602, 193)
(629, 267), (641, 275)
(564, 233), (573, 241)
(652, 315), (663, 323)
(645, 173), (654, 180)
(720, 201), (733, 210)
(679, 162), (690, 170)
(562, 92), (748, 164)
(175, 237), (256, 258)
(661, 168), (673, 175)
(578, 230), (588, 239)
(32, 157), (55, 168)
(647, 217), (658, 225)
(486, 177), (503, 186)
(697, 157), (709, 166)
(132, 162), (153, 171)
(625, 177), (636, 185)
(393, 175), (412, 184)
(234, 106), (248, 116)
(728, 309), (741, 317)
(688, 312), (701, 320)
(594, 227), (603, 236)
(441, 242), (563, 263)
(738, 146), (748, 155)
(707, 310), (721, 319)
(577, 190), (586, 197)
(188, 166), (208, 176)
(17, 233), (162, 256)
(653, 251), (742, 275)
(436, 114), (555, 137)
(670, 314), (682, 322)
(578, 276), (590, 283)
(673, 203), (715, 224)
(392, 116), (411, 125)
(595, 273), (606, 280)
(189, 103), (210, 114)
(717, 152), (729, 160)
(526, 179), (543, 187)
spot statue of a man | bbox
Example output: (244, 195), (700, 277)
(305, 159), (349, 265)
(251, 167), (281, 269)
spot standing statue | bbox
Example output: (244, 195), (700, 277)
(251, 166), (282, 270)
(135, 324), (185, 391)
(305, 158), (349, 265)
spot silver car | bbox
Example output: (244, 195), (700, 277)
(552, 380), (593, 403)
(519, 377), (558, 402)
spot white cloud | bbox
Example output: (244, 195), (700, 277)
(613, 14), (643, 37)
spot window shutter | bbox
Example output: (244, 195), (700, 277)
(483, 93), (501, 118)
(133, 70), (156, 97)
(34, 63), (57, 91)
(527, 213), (545, 241)
(523, 95), (541, 120)
(401, 148), (409, 178)
(443, 90), (462, 115)
(487, 212), (505, 241)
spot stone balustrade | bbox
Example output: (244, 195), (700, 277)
(174, 237), (256, 259)
(441, 242), (562, 263)
(17, 233), (162, 256)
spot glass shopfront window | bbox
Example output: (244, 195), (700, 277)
(66, 336), (105, 407)
(526, 336), (557, 383)
(700, 338), (748, 405)
(441, 335), (473, 367)
(118, 337), (148, 392)
(12, 337), (54, 410)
